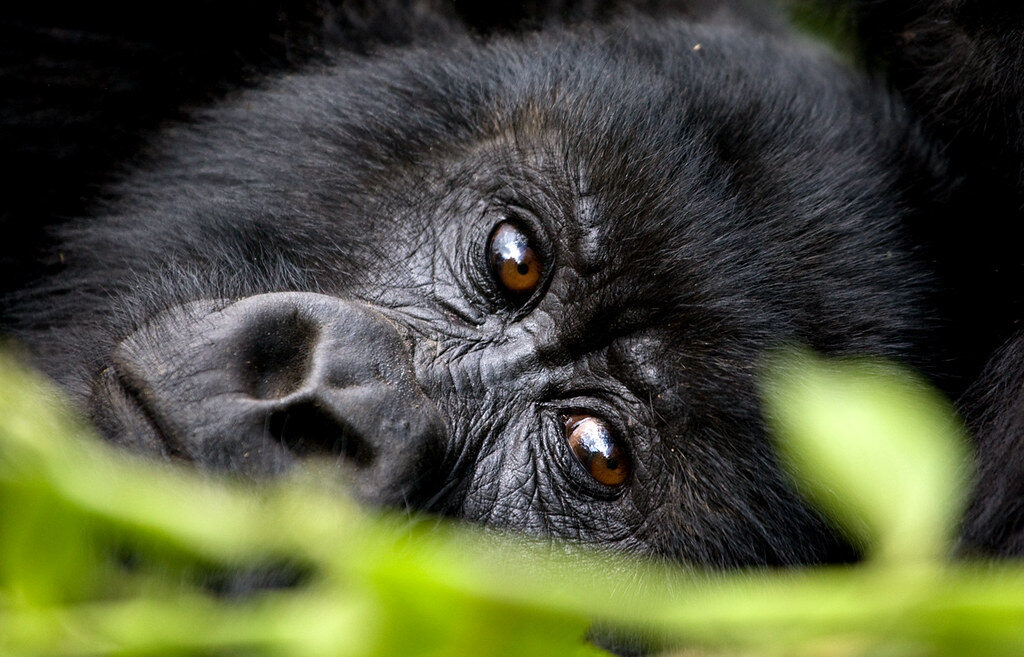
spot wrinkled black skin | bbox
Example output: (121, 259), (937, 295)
(1, 0), (1021, 597)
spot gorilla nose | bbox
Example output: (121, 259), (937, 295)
(110, 292), (445, 501)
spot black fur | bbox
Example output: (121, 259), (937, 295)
(1, 0), (1021, 571)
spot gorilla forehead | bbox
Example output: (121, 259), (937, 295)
(122, 27), (913, 352)
(112, 17), (919, 332)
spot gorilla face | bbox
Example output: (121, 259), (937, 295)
(10, 19), (936, 566)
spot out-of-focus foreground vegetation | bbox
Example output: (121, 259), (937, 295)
(1, 351), (1023, 657)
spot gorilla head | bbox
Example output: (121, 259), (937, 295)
(5, 14), (939, 567)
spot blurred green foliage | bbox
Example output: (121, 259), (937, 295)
(786, 1), (859, 60)
(1, 350), (1023, 656)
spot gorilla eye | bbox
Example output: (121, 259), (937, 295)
(562, 414), (630, 487)
(487, 221), (543, 297)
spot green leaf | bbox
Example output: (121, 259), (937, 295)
(762, 350), (970, 562)
(4, 350), (1022, 657)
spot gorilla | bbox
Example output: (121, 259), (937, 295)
(1, 0), (1021, 567)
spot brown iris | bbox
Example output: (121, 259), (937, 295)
(487, 221), (543, 296)
(563, 414), (630, 487)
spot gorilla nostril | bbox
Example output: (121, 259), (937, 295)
(241, 310), (319, 400)
(267, 401), (374, 466)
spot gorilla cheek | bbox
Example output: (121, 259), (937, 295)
(453, 413), (583, 535)
(101, 292), (446, 506)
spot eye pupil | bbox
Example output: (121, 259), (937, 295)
(487, 220), (544, 297)
(563, 414), (630, 487)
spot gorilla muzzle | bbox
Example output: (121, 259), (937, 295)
(107, 292), (445, 501)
